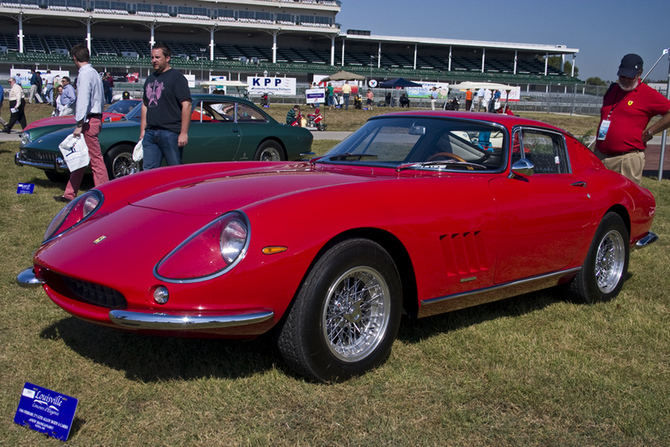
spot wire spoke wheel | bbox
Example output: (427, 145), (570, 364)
(322, 267), (391, 362)
(594, 229), (626, 294)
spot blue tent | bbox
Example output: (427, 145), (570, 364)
(378, 77), (423, 88)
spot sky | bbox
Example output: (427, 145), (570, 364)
(335, 0), (670, 83)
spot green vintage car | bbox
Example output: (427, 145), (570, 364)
(15, 94), (314, 182)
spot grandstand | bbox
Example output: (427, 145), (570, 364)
(0, 0), (580, 86)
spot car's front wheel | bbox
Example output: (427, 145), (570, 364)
(254, 140), (285, 161)
(568, 212), (629, 304)
(105, 145), (141, 179)
(277, 239), (402, 382)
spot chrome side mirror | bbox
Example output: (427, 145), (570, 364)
(510, 158), (534, 178)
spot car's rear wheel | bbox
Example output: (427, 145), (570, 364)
(277, 239), (402, 382)
(105, 145), (141, 179)
(568, 212), (629, 304)
(254, 140), (285, 161)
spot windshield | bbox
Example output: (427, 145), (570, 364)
(123, 103), (143, 121)
(105, 99), (141, 115)
(320, 116), (507, 171)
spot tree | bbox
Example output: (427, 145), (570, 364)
(545, 56), (579, 77)
(586, 77), (607, 86)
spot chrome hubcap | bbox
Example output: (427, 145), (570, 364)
(595, 230), (625, 294)
(322, 267), (390, 362)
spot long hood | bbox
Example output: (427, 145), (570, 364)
(26, 120), (139, 148)
(126, 163), (378, 216)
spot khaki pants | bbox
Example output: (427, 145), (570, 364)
(595, 149), (645, 185)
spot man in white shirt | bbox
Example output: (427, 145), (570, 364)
(56, 44), (109, 203)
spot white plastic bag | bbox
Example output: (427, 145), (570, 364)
(58, 134), (90, 171)
(132, 139), (143, 162)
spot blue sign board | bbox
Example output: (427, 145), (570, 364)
(14, 382), (78, 441)
(17, 183), (35, 194)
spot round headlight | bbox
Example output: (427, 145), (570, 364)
(20, 131), (32, 146)
(221, 219), (247, 264)
(154, 211), (250, 283)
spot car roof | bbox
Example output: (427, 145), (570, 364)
(191, 93), (255, 107)
(376, 110), (567, 134)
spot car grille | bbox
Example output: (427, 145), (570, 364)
(62, 276), (127, 309)
(22, 148), (59, 163)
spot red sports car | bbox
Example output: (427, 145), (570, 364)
(18, 111), (658, 382)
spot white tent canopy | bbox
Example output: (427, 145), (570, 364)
(448, 81), (516, 91)
(200, 80), (248, 88)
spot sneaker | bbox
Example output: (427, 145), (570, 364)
(53, 196), (72, 203)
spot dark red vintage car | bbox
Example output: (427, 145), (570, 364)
(18, 111), (657, 382)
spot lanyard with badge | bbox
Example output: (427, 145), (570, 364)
(598, 87), (632, 141)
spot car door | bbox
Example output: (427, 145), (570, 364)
(181, 99), (242, 164)
(490, 127), (596, 284)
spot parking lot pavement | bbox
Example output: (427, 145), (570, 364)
(0, 129), (21, 142)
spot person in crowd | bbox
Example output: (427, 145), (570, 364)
(286, 105), (301, 125)
(594, 53), (670, 185)
(0, 82), (6, 128)
(341, 81), (351, 110)
(58, 77), (76, 116)
(43, 69), (55, 103)
(3, 76), (26, 133)
(140, 42), (192, 170)
(366, 89), (374, 110)
(326, 82), (334, 109)
(465, 89), (473, 112)
(53, 84), (64, 116)
(430, 86), (438, 110)
(103, 71), (114, 104)
(474, 88), (485, 111)
(56, 44), (109, 203)
(29, 68), (44, 104)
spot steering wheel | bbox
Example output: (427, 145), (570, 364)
(427, 152), (467, 162)
(426, 152), (474, 170)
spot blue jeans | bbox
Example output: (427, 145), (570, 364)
(343, 94), (350, 110)
(142, 128), (182, 170)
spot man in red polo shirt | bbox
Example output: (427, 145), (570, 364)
(595, 53), (670, 185)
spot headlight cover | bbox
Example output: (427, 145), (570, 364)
(154, 211), (250, 283)
(44, 191), (103, 242)
(20, 131), (32, 146)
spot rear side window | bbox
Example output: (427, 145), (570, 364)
(512, 128), (570, 174)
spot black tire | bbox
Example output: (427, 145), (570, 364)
(45, 170), (69, 183)
(568, 212), (629, 304)
(254, 140), (285, 161)
(277, 239), (402, 382)
(105, 145), (141, 179)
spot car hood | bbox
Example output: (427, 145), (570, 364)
(24, 113), (124, 131)
(126, 163), (377, 216)
(26, 120), (139, 148)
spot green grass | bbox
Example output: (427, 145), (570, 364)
(1, 108), (670, 446)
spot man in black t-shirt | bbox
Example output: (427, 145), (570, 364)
(140, 42), (192, 170)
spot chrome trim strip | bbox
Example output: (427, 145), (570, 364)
(16, 267), (45, 288)
(419, 267), (581, 318)
(109, 309), (274, 331)
(635, 231), (658, 249)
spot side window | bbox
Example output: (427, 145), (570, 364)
(514, 129), (570, 174)
(194, 101), (236, 122)
(236, 104), (267, 122)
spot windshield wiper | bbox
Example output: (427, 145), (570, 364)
(397, 160), (487, 171)
(327, 153), (379, 161)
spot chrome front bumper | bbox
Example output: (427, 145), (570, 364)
(109, 309), (274, 331)
(16, 267), (45, 288)
(635, 231), (658, 249)
(14, 151), (68, 171)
